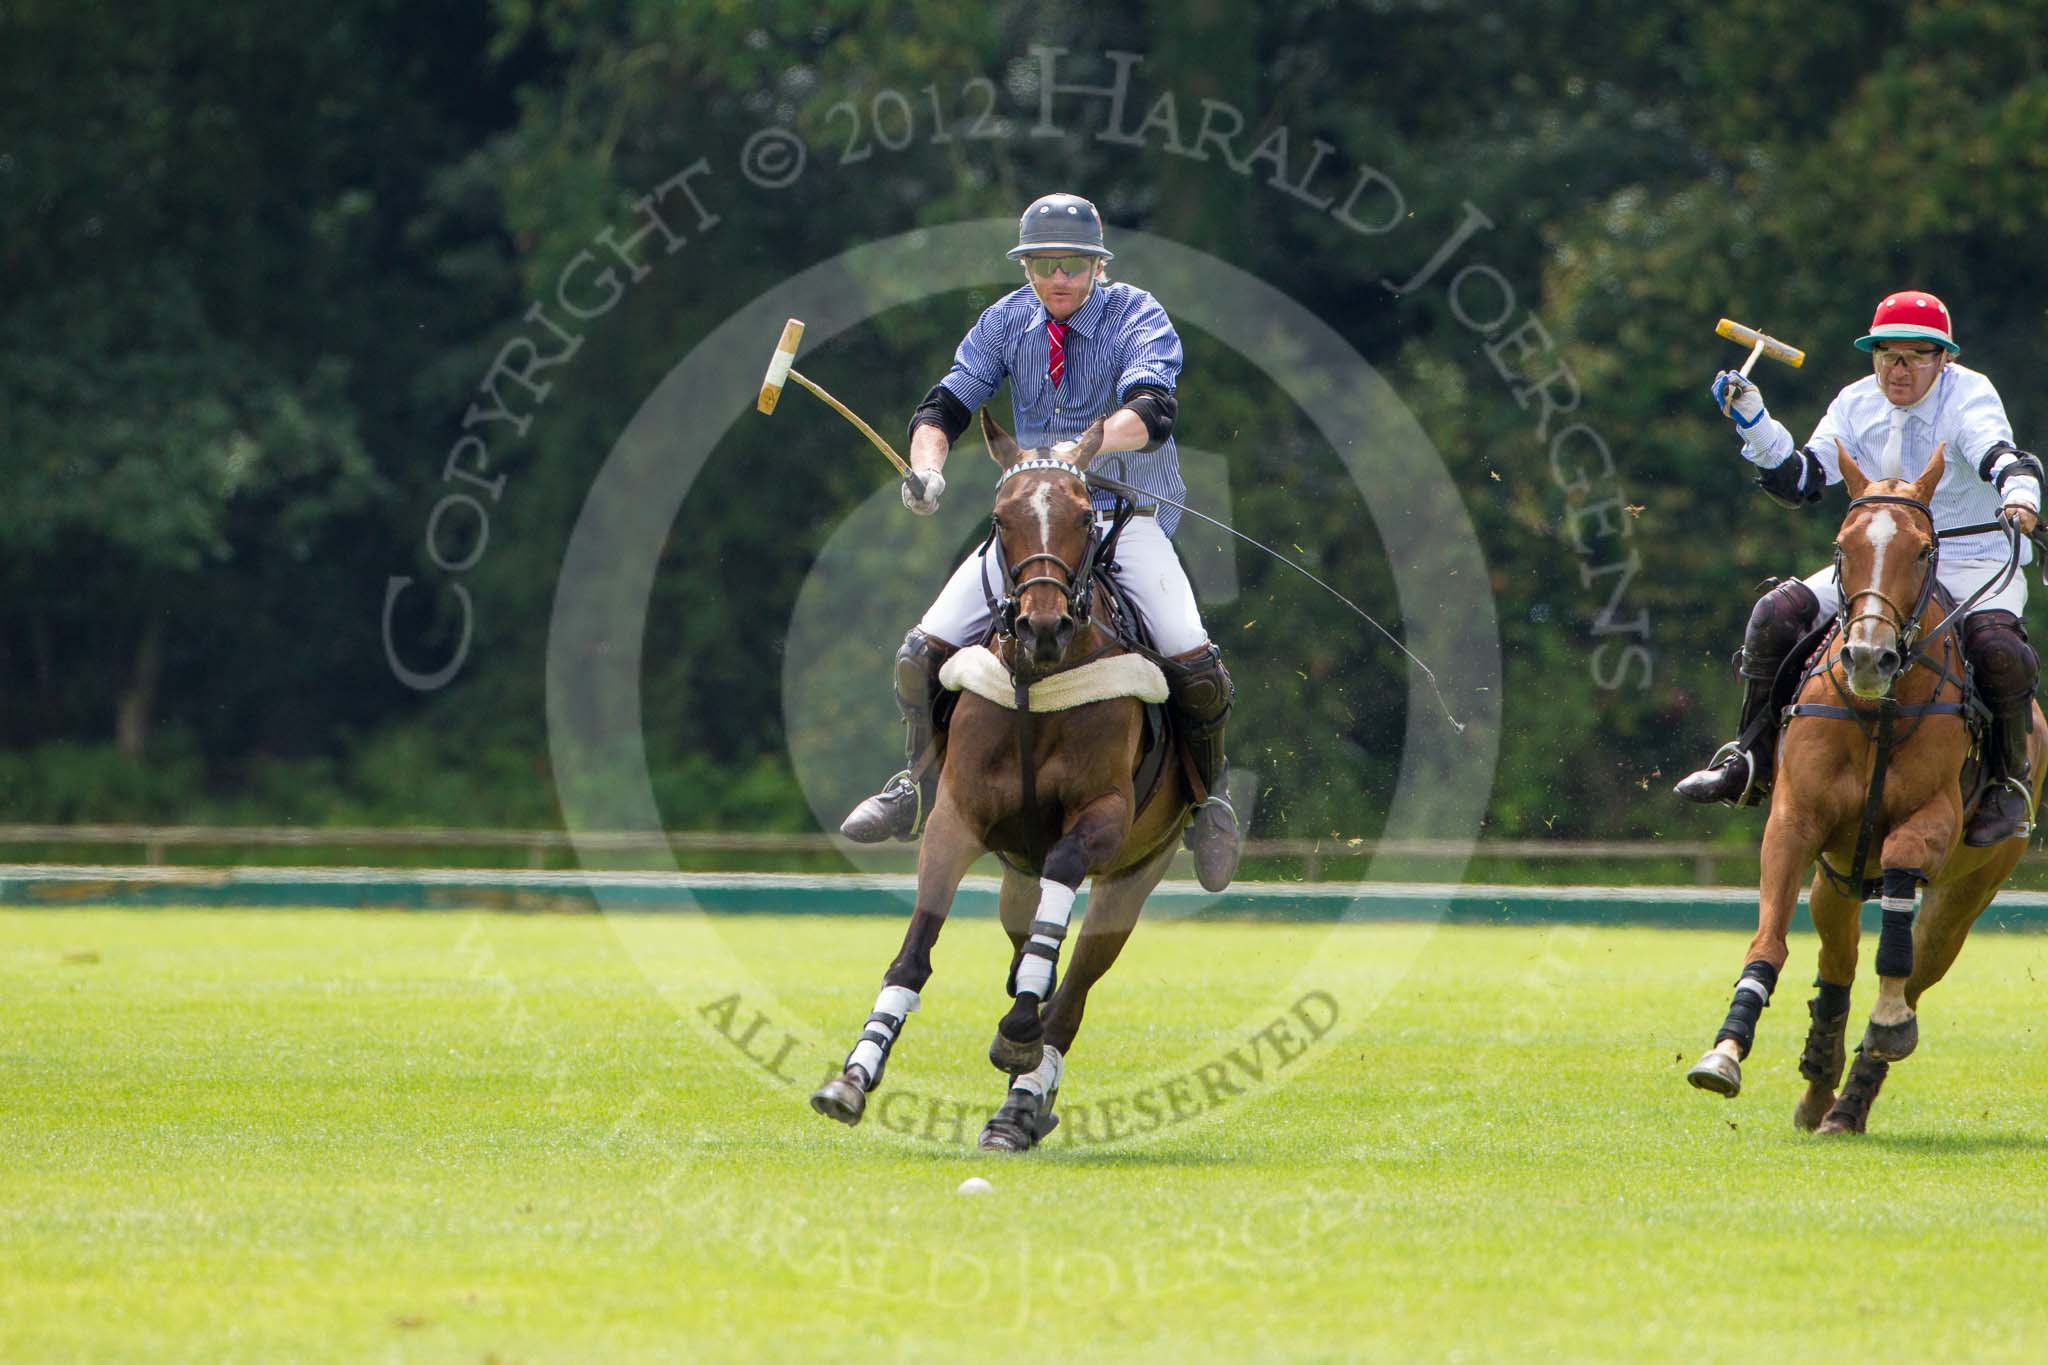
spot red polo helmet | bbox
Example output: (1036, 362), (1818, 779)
(1854, 291), (1959, 353)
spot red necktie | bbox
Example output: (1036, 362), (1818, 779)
(1046, 320), (1067, 389)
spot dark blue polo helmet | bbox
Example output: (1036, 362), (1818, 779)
(1005, 192), (1114, 261)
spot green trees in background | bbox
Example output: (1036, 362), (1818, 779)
(2, 1), (2041, 838)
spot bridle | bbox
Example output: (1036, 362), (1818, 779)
(1833, 493), (1943, 672)
(978, 457), (1135, 647)
(1831, 492), (2024, 686)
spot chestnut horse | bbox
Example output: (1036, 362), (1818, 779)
(1687, 443), (2045, 1132)
(810, 411), (1195, 1151)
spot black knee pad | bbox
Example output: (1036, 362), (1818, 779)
(1741, 580), (1822, 679)
(892, 628), (956, 718)
(1964, 611), (2036, 705)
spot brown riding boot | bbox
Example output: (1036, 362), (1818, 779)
(1963, 612), (2037, 846)
(841, 629), (957, 843)
(1163, 642), (1239, 892)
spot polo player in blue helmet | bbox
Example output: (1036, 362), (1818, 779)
(839, 191), (1242, 891)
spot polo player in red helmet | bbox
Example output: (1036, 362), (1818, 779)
(1676, 291), (2043, 845)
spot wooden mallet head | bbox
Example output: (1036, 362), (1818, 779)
(1716, 317), (1806, 374)
(1715, 318), (1805, 415)
(756, 318), (806, 414)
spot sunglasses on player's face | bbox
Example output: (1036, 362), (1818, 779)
(1023, 254), (1096, 280)
(1872, 345), (1944, 372)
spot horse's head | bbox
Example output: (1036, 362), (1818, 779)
(1834, 440), (1945, 698)
(982, 408), (1107, 670)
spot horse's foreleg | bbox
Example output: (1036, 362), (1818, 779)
(989, 792), (1128, 1075)
(1689, 807), (1814, 1097)
(811, 805), (982, 1127)
(1862, 802), (1957, 1059)
(1794, 871), (1860, 1131)
(980, 820), (1165, 1154)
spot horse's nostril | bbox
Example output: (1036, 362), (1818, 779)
(1878, 649), (1900, 673)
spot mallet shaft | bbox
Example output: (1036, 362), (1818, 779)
(789, 370), (909, 475)
(788, 370), (927, 500)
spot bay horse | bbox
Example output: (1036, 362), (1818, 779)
(810, 410), (1196, 1151)
(1686, 443), (2045, 1133)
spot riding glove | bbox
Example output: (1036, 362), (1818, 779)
(1710, 370), (1767, 429)
(901, 469), (946, 516)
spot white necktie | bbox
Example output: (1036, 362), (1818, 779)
(1879, 404), (1908, 480)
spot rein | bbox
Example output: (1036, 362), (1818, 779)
(1085, 471), (1466, 732)
(981, 458), (1138, 874)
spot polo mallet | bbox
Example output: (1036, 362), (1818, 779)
(757, 318), (926, 502)
(1715, 317), (1807, 413)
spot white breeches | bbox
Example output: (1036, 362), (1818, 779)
(919, 513), (1210, 656)
(1801, 556), (2028, 621)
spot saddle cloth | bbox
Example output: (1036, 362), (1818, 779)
(940, 645), (1168, 712)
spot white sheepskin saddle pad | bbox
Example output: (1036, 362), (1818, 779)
(939, 644), (1168, 712)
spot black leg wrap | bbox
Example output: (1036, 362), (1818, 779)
(1875, 909), (1916, 979)
(1880, 867), (1924, 902)
(1714, 959), (1779, 1060)
(1799, 978), (1853, 1088)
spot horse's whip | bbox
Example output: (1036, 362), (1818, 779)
(1087, 472), (1467, 733)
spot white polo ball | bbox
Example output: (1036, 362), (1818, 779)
(956, 1176), (993, 1196)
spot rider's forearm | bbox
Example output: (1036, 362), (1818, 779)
(909, 422), (951, 474)
(1099, 406), (1152, 455)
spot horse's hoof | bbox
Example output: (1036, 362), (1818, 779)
(1816, 1107), (1866, 1137)
(1862, 1014), (1918, 1062)
(1793, 1087), (1835, 1132)
(977, 1089), (1059, 1152)
(988, 1028), (1043, 1074)
(1686, 1049), (1742, 1097)
(810, 1073), (867, 1126)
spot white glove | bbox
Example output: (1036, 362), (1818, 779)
(901, 468), (946, 515)
(1711, 370), (1767, 429)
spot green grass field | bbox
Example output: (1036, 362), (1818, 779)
(6, 908), (2048, 1362)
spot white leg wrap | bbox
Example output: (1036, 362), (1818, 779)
(876, 985), (921, 1018)
(1012, 1044), (1064, 1100)
(1881, 895), (1915, 915)
(847, 985), (921, 1087)
(1735, 977), (1772, 1004)
(1013, 880), (1078, 1000)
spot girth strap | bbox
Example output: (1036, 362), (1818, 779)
(1015, 674), (1040, 876)
(1813, 700), (1896, 901)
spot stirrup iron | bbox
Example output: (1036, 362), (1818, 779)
(1996, 775), (2037, 840)
(1705, 740), (1758, 807)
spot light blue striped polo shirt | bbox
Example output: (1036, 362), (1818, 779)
(937, 280), (1189, 535)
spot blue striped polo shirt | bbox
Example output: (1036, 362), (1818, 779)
(937, 280), (1189, 535)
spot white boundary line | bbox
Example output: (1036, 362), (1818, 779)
(5, 864), (2048, 908)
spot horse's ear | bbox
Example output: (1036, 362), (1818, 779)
(1912, 441), (1947, 503)
(981, 408), (1023, 469)
(1837, 440), (1869, 500)
(1061, 417), (1107, 471)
